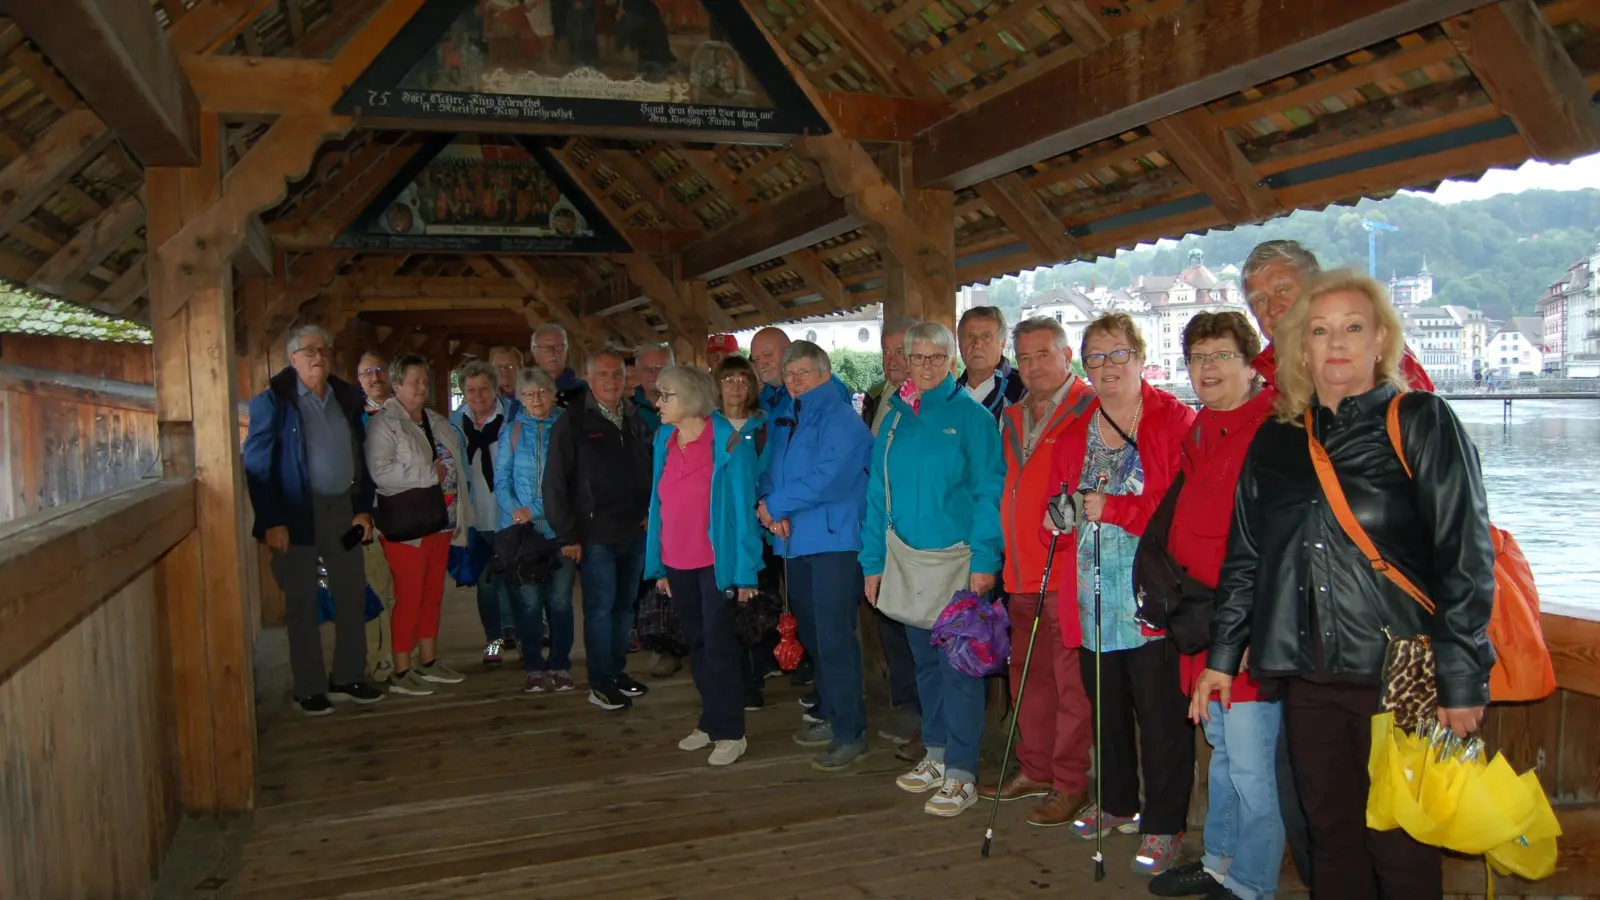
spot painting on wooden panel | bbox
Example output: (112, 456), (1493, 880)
(334, 0), (826, 138)
(335, 134), (628, 253)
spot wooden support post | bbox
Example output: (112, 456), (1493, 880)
(433, 340), (453, 416)
(870, 144), (956, 331)
(148, 112), (258, 815)
(678, 280), (713, 368)
(237, 277), (283, 629)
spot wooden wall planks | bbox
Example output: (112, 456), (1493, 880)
(0, 334), (154, 383)
(0, 383), (159, 525)
(0, 570), (177, 900)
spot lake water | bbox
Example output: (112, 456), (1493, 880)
(1450, 398), (1600, 620)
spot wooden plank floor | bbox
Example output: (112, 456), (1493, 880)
(230, 586), (1191, 899)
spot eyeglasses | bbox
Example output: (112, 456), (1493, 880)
(358, 365), (385, 377)
(519, 388), (550, 399)
(1186, 350), (1244, 367)
(494, 363), (519, 372)
(294, 346), (332, 359)
(637, 364), (668, 375)
(658, 390), (678, 403)
(783, 367), (817, 382)
(907, 353), (949, 367)
(1083, 348), (1135, 368)
(720, 375), (750, 385)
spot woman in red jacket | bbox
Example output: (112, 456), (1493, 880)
(1042, 313), (1196, 876)
(1149, 312), (1282, 900)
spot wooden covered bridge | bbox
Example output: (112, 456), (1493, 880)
(2, 0), (1600, 896)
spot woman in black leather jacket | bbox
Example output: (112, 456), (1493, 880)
(1193, 269), (1495, 900)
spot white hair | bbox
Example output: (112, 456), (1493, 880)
(532, 322), (569, 348)
(1013, 316), (1070, 351)
(781, 340), (832, 376)
(636, 341), (675, 365)
(285, 324), (333, 363)
(1242, 240), (1321, 283)
(457, 359), (496, 387)
(905, 321), (957, 359)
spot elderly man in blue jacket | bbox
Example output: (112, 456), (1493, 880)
(243, 325), (382, 716)
(757, 340), (875, 771)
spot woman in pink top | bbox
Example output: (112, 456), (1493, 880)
(644, 366), (766, 766)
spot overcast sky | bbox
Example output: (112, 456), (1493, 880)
(1402, 151), (1600, 203)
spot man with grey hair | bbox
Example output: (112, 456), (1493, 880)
(487, 345), (525, 419)
(451, 359), (518, 669)
(757, 340), (875, 771)
(1242, 239), (1433, 390)
(956, 305), (1025, 420)
(530, 323), (588, 408)
(861, 316), (916, 435)
(243, 324), (383, 715)
(544, 348), (656, 710)
(630, 341), (673, 435)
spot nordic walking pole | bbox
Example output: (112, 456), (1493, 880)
(1092, 474), (1108, 883)
(981, 522), (1064, 858)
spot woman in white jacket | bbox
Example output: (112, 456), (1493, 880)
(366, 353), (476, 696)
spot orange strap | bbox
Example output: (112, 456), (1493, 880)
(1303, 403), (1435, 615)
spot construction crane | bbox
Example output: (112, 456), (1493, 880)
(1361, 218), (1399, 277)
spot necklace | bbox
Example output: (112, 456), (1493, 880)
(1098, 393), (1144, 448)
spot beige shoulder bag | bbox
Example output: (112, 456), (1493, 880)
(876, 410), (973, 630)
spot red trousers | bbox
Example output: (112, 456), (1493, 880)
(1009, 590), (1093, 794)
(382, 532), (451, 656)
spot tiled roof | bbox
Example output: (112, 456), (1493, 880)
(0, 284), (152, 344)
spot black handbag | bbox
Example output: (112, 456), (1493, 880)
(637, 586), (685, 655)
(492, 522), (563, 585)
(374, 413), (450, 542)
(1132, 472), (1218, 655)
(733, 590), (782, 648)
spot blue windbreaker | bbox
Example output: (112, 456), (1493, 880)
(758, 379), (873, 557)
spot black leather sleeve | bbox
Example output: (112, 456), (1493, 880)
(1206, 435), (1264, 676)
(1400, 393), (1496, 708)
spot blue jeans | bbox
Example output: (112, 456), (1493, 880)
(1202, 699), (1286, 900)
(579, 537), (646, 686)
(511, 557), (576, 672)
(905, 624), (985, 783)
(787, 551), (865, 743)
(472, 532), (517, 643)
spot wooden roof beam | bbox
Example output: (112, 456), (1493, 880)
(913, 0), (1502, 190)
(167, 0), (276, 55)
(804, 0), (947, 104)
(1146, 106), (1285, 225)
(679, 181), (862, 280)
(1443, 0), (1600, 162)
(8, 0), (199, 167)
(27, 193), (146, 296)
(973, 174), (1083, 264)
(0, 109), (112, 237)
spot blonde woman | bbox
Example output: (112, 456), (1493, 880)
(1197, 270), (1494, 900)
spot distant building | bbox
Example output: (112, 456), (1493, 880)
(1440, 304), (1488, 377)
(1535, 247), (1600, 377)
(731, 304), (882, 353)
(1402, 307), (1465, 380)
(1486, 316), (1546, 378)
(1388, 262), (1436, 307)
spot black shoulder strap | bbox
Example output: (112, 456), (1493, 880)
(1098, 406), (1138, 450)
(417, 412), (440, 461)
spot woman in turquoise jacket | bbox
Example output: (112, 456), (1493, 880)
(493, 367), (576, 694)
(862, 321), (1006, 819)
(645, 366), (764, 767)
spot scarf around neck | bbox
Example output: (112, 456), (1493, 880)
(461, 412), (503, 488)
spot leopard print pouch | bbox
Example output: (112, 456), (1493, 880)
(1381, 633), (1438, 736)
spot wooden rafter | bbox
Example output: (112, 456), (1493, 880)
(1443, 0), (1600, 162)
(1146, 107), (1285, 225)
(913, 0), (1503, 189)
(973, 174), (1082, 264)
(680, 180), (861, 280)
(805, 0), (946, 104)
(28, 193), (146, 296)
(0, 110), (112, 236)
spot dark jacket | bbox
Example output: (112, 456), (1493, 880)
(956, 359), (1025, 421)
(1208, 385), (1496, 708)
(554, 367), (588, 410)
(542, 390), (654, 546)
(243, 368), (376, 546)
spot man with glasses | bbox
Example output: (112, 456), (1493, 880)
(488, 346), (525, 419)
(757, 341), (875, 771)
(956, 306), (1025, 421)
(530, 323), (589, 408)
(544, 350), (656, 710)
(244, 326), (383, 716)
(355, 351), (399, 682)
(631, 342), (672, 434)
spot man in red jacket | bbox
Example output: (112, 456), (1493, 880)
(981, 316), (1098, 826)
(1243, 240), (1434, 390)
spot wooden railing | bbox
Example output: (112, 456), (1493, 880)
(0, 478), (196, 899)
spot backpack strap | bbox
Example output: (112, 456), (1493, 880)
(1302, 407), (1435, 615)
(1385, 394), (1412, 478)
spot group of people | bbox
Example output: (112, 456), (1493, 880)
(244, 237), (1495, 900)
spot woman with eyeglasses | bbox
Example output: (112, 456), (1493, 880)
(494, 367), (577, 694)
(715, 355), (778, 707)
(1145, 312), (1283, 900)
(644, 366), (765, 766)
(1040, 313), (1196, 876)
(862, 322), (1006, 817)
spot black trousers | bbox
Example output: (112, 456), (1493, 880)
(666, 566), (744, 741)
(1078, 640), (1194, 835)
(1278, 715), (1314, 884)
(1284, 677), (1442, 900)
(874, 608), (921, 714)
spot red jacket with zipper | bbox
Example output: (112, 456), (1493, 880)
(1039, 380), (1196, 646)
(1000, 376), (1097, 609)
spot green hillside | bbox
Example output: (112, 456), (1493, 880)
(1004, 189), (1600, 320)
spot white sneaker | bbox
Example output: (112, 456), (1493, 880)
(925, 779), (977, 817)
(708, 737), (747, 766)
(895, 758), (946, 794)
(678, 729), (711, 751)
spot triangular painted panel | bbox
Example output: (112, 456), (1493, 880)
(334, 134), (629, 253)
(334, 0), (826, 139)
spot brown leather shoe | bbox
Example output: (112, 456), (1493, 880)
(1027, 789), (1089, 827)
(978, 772), (1052, 802)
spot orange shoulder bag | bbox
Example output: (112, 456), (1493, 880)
(1303, 396), (1555, 703)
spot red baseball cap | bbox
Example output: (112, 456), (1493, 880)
(707, 333), (739, 355)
